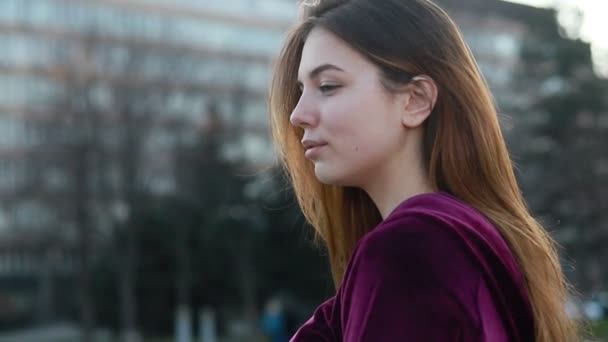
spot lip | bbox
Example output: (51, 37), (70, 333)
(302, 139), (328, 159)
(302, 139), (327, 148)
(304, 143), (327, 159)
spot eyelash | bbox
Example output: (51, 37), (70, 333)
(297, 84), (341, 94)
(319, 84), (340, 93)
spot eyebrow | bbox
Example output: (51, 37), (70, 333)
(297, 63), (345, 85)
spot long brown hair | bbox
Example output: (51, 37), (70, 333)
(268, 0), (578, 340)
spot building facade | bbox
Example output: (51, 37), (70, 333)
(0, 0), (602, 331)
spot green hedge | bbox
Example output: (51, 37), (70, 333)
(591, 320), (608, 341)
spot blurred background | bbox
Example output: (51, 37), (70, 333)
(0, 0), (605, 341)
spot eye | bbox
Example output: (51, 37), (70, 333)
(319, 84), (340, 94)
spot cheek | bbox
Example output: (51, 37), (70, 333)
(326, 116), (390, 173)
(327, 114), (391, 157)
(322, 95), (372, 143)
(314, 138), (387, 187)
(321, 86), (400, 162)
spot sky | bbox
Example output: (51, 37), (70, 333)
(506, 0), (608, 77)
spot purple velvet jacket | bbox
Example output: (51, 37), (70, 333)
(291, 192), (535, 341)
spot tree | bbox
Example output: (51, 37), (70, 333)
(513, 16), (608, 294)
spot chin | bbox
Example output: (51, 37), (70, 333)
(314, 164), (355, 187)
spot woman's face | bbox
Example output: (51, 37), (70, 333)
(291, 27), (408, 187)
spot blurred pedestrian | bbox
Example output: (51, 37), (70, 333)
(261, 298), (288, 342)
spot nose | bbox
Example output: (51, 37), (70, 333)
(289, 94), (319, 128)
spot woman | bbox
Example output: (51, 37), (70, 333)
(268, 0), (579, 341)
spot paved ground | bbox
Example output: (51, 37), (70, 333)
(0, 325), (270, 342)
(0, 323), (113, 342)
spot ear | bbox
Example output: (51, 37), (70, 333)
(401, 75), (438, 128)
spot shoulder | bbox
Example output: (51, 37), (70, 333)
(374, 192), (525, 285)
(360, 192), (484, 262)
(338, 209), (484, 339)
(360, 192), (514, 273)
(353, 212), (480, 286)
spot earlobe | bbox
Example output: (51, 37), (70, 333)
(401, 110), (427, 128)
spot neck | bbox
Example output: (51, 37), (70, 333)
(362, 137), (433, 219)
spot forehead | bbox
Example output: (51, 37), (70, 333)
(298, 28), (373, 78)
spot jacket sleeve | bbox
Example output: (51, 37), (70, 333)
(289, 297), (337, 342)
(339, 215), (484, 342)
